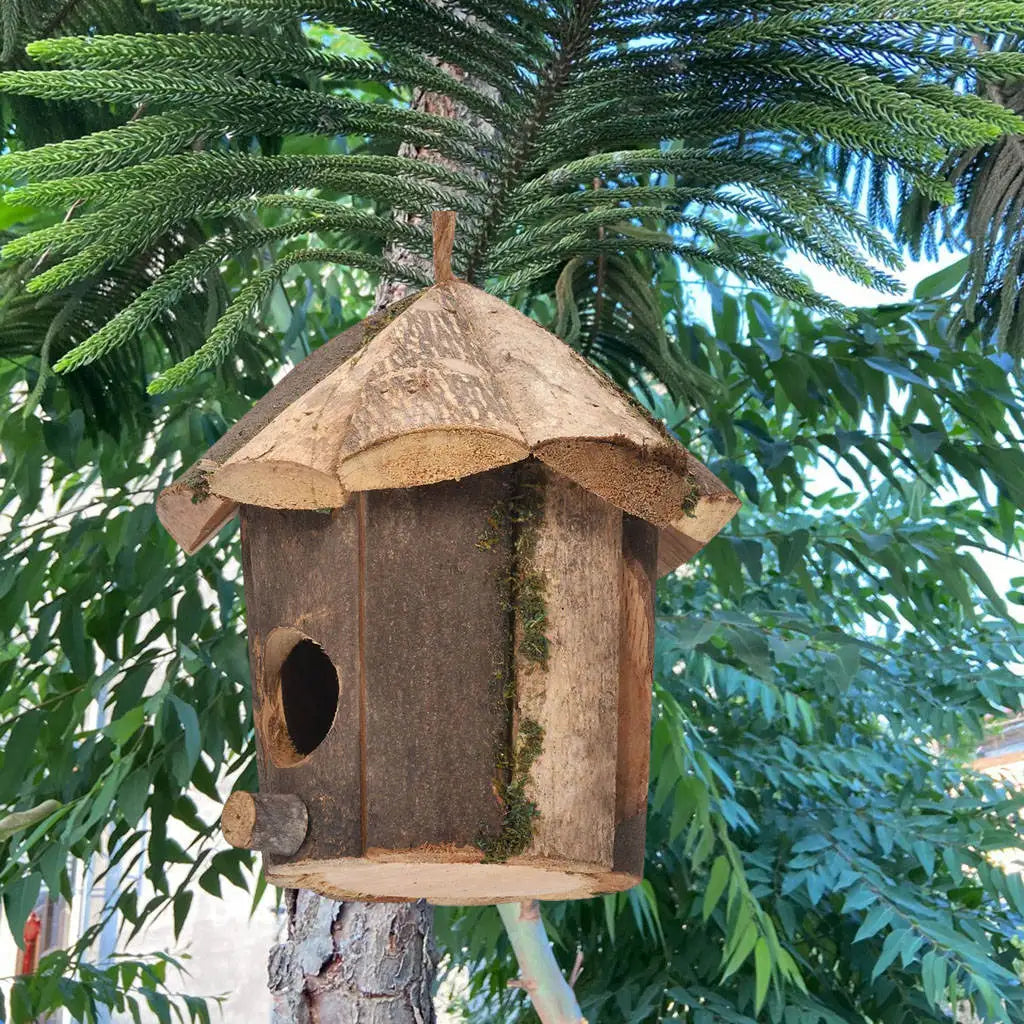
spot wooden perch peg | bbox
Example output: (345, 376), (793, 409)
(222, 791), (308, 856)
(432, 209), (456, 284)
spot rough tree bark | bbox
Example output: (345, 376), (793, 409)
(270, 891), (438, 1024)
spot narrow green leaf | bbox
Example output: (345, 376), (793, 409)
(2, 874), (41, 948)
(722, 922), (758, 980)
(169, 695), (202, 773)
(703, 855), (730, 922)
(854, 904), (893, 943)
(914, 256), (968, 298)
(753, 937), (771, 1012)
(172, 889), (193, 940)
(871, 928), (908, 981)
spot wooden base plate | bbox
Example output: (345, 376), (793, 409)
(265, 850), (640, 905)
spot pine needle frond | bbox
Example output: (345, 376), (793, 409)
(27, 33), (512, 127)
(155, 0), (534, 95)
(887, 40), (1024, 357)
(50, 214), (423, 373)
(0, 0), (290, 431)
(3, 0), (1023, 394)
(2, 152), (485, 289)
(549, 250), (719, 407)
(147, 246), (389, 393)
(0, 69), (501, 171)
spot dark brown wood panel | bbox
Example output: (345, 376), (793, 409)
(613, 514), (658, 876)
(362, 470), (513, 850)
(240, 505), (363, 862)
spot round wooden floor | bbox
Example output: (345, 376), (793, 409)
(266, 851), (640, 905)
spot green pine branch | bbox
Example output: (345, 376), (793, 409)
(2, 0), (1023, 392)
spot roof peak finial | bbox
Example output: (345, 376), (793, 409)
(432, 210), (456, 285)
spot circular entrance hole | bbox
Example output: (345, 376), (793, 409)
(264, 629), (339, 767)
(281, 639), (338, 756)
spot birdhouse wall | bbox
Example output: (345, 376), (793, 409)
(236, 460), (658, 903)
(239, 470), (512, 866)
(240, 503), (363, 862)
(512, 468), (657, 881)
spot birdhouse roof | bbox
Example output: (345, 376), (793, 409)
(157, 280), (738, 577)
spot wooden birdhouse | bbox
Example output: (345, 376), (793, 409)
(156, 213), (739, 904)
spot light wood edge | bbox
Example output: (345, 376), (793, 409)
(657, 494), (742, 576)
(337, 428), (529, 493)
(616, 557), (655, 823)
(264, 850), (641, 905)
(156, 483), (237, 556)
(212, 461), (347, 511)
(221, 791), (257, 849)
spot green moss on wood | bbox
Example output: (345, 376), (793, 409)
(478, 460), (550, 668)
(680, 476), (700, 518)
(182, 466), (211, 505)
(478, 717), (544, 862)
(515, 569), (549, 667)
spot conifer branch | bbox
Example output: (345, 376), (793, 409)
(2, 0), (1022, 392)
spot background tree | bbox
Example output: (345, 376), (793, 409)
(1, 3), (1024, 1023)
(440, 262), (1024, 1022)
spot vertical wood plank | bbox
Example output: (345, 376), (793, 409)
(240, 505), (363, 862)
(613, 514), (658, 877)
(518, 467), (622, 868)
(362, 470), (512, 850)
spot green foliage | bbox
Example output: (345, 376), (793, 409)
(893, 36), (1024, 359)
(0, 0), (306, 436)
(0, 369), (263, 1020)
(1, 1), (1022, 397)
(4, 951), (219, 1024)
(2, 5), (1024, 1024)
(437, 265), (1024, 1024)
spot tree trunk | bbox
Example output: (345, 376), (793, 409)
(269, 890), (437, 1023)
(267, 49), (481, 1022)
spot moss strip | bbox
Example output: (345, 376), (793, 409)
(478, 717), (544, 862)
(478, 460), (549, 667)
(680, 475), (700, 518)
(183, 465), (211, 505)
(477, 461), (550, 860)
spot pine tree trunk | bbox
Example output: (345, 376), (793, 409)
(266, 49), (483, 1023)
(269, 891), (437, 1023)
